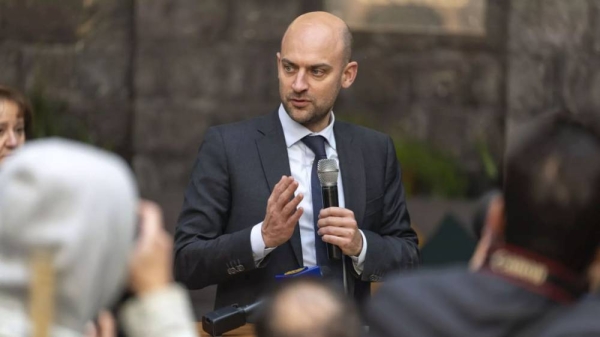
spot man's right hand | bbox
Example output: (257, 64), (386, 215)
(262, 176), (304, 248)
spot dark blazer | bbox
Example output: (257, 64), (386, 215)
(538, 294), (600, 337)
(174, 110), (419, 309)
(366, 267), (568, 337)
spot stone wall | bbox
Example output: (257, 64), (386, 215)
(0, 0), (134, 158)
(337, 0), (507, 189)
(507, 0), (600, 137)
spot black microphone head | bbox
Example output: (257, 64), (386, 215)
(317, 159), (338, 187)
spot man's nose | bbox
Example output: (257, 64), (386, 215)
(291, 70), (308, 93)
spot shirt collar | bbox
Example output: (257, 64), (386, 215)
(278, 104), (337, 150)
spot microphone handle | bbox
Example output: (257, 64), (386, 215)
(322, 185), (343, 260)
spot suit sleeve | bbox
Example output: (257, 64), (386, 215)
(173, 127), (262, 290)
(359, 136), (420, 281)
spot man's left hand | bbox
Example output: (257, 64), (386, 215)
(317, 207), (363, 256)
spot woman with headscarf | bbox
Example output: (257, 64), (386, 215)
(0, 86), (33, 164)
(0, 139), (197, 337)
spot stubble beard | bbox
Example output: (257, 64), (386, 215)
(283, 99), (332, 130)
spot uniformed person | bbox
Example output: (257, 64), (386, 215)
(366, 112), (600, 337)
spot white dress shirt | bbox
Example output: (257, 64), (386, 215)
(250, 104), (367, 274)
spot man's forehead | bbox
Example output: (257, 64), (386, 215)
(283, 21), (340, 46)
(281, 26), (344, 65)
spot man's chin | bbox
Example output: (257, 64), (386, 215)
(288, 110), (313, 125)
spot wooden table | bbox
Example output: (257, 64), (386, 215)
(199, 323), (255, 337)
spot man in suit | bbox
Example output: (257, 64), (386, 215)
(366, 112), (600, 337)
(174, 11), (420, 309)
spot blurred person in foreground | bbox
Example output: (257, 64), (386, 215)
(0, 139), (197, 337)
(0, 86), (33, 165)
(534, 254), (600, 337)
(175, 10), (419, 310)
(366, 111), (600, 337)
(255, 278), (361, 337)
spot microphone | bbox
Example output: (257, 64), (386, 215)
(317, 159), (343, 260)
(202, 300), (263, 337)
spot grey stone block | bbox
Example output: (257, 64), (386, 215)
(539, 0), (590, 48)
(0, 0), (82, 43)
(562, 53), (600, 114)
(135, 41), (227, 99)
(468, 54), (503, 106)
(19, 45), (79, 95)
(133, 98), (213, 155)
(77, 0), (133, 51)
(134, 97), (278, 154)
(507, 53), (549, 121)
(133, 154), (192, 231)
(426, 107), (471, 158)
(509, 0), (590, 53)
(592, 1), (600, 54)
(19, 45), (129, 100)
(136, 40), (280, 101)
(0, 43), (20, 87)
(136, 0), (228, 43)
(347, 51), (411, 106)
(229, 0), (301, 42)
(408, 51), (471, 106)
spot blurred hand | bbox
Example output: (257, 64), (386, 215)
(129, 200), (173, 295)
(469, 195), (505, 271)
(262, 176), (304, 248)
(84, 311), (115, 337)
(317, 207), (363, 256)
(588, 248), (600, 292)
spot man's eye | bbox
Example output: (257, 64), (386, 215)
(284, 65), (294, 72)
(312, 69), (325, 76)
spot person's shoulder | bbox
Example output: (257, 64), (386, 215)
(381, 265), (470, 292)
(206, 111), (277, 139)
(367, 266), (472, 333)
(538, 294), (600, 337)
(335, 120), (390, 142)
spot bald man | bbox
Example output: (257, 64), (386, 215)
(255, 278), (361, 337)
(174, 12), (419, 310)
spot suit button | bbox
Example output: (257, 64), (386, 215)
(236, 265), (245, 272)
(369, 275), (380, 282)
(227, 267), (236, 275)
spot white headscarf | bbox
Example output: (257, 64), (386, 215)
(0, 139), (138, 336)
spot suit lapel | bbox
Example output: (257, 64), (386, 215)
(335, 123), (366, 228)
(255, 111), (303, 267)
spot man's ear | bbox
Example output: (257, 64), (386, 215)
(469, 194), (505, 271)
(341, 61), (358, 89)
